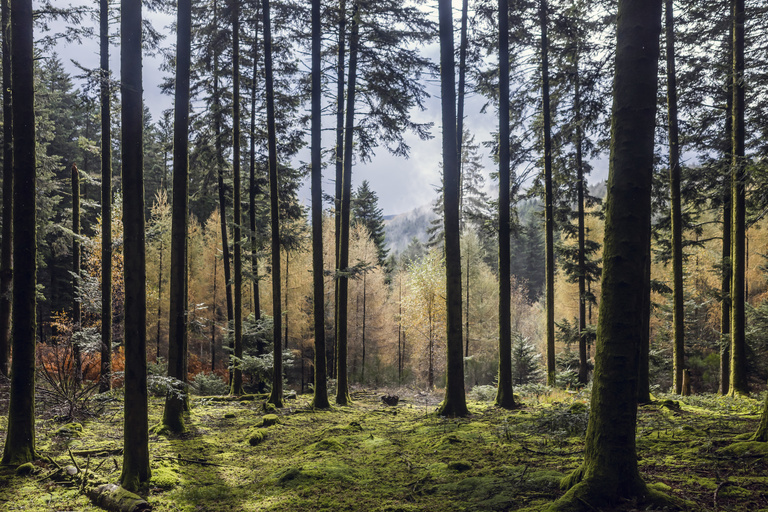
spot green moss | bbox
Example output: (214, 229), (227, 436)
(718, 441), (768, 457)
(248, 431), (266, 446)
(55, 423), (83, 437)
(15, 463), (35, 476)
(259, 414), (280, 427)
(151, 466), (179, 489)
(311, 438), (344, 452)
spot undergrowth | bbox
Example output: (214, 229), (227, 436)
(0, 387), (766, 511)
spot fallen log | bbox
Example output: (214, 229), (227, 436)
(86, 483), (152, 512)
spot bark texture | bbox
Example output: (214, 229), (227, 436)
(549, 0), (670, 509)
(99, 0), (112, 393)
(120, 0), (151, 490)
(435, 0), (468, 417)
(495, 0), (515, 410)
(2, 0), (36, 466)
(0, 0), (12, 377)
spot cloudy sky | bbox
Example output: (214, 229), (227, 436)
(49, 1), (606, 217)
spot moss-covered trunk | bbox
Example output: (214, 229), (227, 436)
(436, 0), (468, 418)
(311, 0), (329, 409)
(2, 0), (36, 466)
(550, 0), (665, 508)
(120, 0), (150, 491)
(495, 0), (515, 410)
(336, 2), (359, 406)
(729, 0), (747, 397)
(263, 0), (283, 408)
(99, 0), (112, 393)
(163, 0), (191, 432)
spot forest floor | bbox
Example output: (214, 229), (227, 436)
(0, 383), (767, 511)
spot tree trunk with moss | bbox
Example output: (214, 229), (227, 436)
(666, 0), (685, 395)
(263, 0), (283, 408)
(311, 0), (329, 409)
(0, 0), (13, 378)
(2, 0), (36, 466)
(98, 0), (112, 393)
(336, 2), (359, 407)
(435, 0), (468, 418)
(495, 0), (515, 410)
(230, 0), (244, 397)
(541, 0), (556, 387)
(728, 0), (747, 397)
(549, 1), (669, 509)
(120, 0), (151, 491)
(163, 0), (191, 432)
(753, 390), (768, 442)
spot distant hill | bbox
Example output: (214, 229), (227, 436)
(382, 180), (606, 257)
(383, 203), (437, 255)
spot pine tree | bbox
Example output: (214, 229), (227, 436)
(550, 1), (676, 509)
(119, 0), (151, 491)
(2, 0), (37, 466)
(0, 0), (12, 377)
(163, 0), (192, 433)
(351, 180), (388, 267)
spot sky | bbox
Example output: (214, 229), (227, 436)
(48, 0), (607, 217)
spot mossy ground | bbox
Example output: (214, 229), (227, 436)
(0, 387), (766, 511)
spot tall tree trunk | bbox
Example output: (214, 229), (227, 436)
(231, 0), (244, 396)
(72, 164), (82, 386)
(0, 0), (12, 378)
(332, 0), (347, 381)
(2, 0), (36, 465)
(436, 0), (468, 418)
(213, 0), (234, 345)
(263, 0), (283, 408)
(666, 0), (685, 395)
(456, 0), (468, 202)
(575, 57), (589, 386)
(284, 251), (289, 349)
(99, 0), (112, 393)
(551, 0), (667, 508)
(495, 0), (515, 410)
(398, 273), (403, 383)
(163, 0), (191, 432)
(361, 271), (366, 383)
(211, 251), (217, 372)
(720, 55), (733, 396)
(729, 0), (747, 396)
(541, 0), (556, 387)
(249, 10), (261, 322)
(637, 239), (652, 404)
(311, 0), (329, 408)
(335, 2), (359, 406)
(156, 236), (163, 359)
(119, 0), (151, 491)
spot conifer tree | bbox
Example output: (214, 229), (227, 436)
(0, 0), (12, 378)
(163, 0), (192, 432)
(120, 0), (151, 490)
(2, 0), (37, 466)
(436, 0), (468, 418)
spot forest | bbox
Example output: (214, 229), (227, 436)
(1, 0), (768, 510)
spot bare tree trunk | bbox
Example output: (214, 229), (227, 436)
(98, 0), (112, 393)
(119, 0), (151, 490)
(263, 0), (283, 408)
(311, 0), (329, 408)
(231, 0), (244, 396)
(72, 164), (83, 386)
(2, 0), (37, 465)
(436, 0), (468, 417)
(163, 0), (192, 432)
(0, 0), (13, 377)
(495, 0), (515, 409)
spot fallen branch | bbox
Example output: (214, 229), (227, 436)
(519, 444), (584, 456)
(153, 455), (222, 467)
(72, 448), (123, 457)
